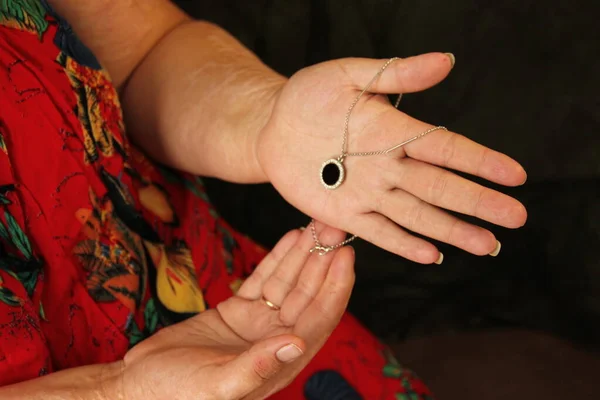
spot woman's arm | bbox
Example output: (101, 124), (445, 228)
(120, 20), (284, 183)
(0, 362), (122, 399)
(47, 0), (283, 183)
(46, 0), (188, 88)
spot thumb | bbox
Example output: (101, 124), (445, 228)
(336, 52), (455, 94)
(217, 335), (305, 399)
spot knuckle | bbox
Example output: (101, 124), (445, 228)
(314, 299), (336, 324)
(476, 147), (490, 176)
(295, 280), (315, 304)
(247, 268), (265, 285)
(278, 308), (296, 327)
(251, 355), (280, 382)
(472, 188), (486, 217)
(440, 132), (460, 167)
(407, 199), (427, 232)
(266, 273), (294, 294)
(446, 218), (462, 243)
(429, 170), (449, 204)
(392, 61), (407, 90)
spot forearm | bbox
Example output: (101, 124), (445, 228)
(0, 362), (122, 400)
(121, 20), (285, 183)
(48, 0), (285, 183)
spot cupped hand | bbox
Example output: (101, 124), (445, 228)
(257, 53), (527, 264)
(118, 225), (354, 400)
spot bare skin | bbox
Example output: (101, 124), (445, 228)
(50, 0), (527, 264)
(0, 226), (354, 399)
(1, 0), (528, 397)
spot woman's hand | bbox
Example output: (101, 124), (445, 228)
(48, 2), (526, 264)
(120, 225), (354, 399)
(0, 226), (352, 400)
(257, 53), (527, 264)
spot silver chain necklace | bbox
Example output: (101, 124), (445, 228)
(310, 57), (447, 255)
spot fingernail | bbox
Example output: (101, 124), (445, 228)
(489, 241), (501, 257)
(520, 174), (528, 186)
(299, 227), (306, 231)
(276, 344), (304, 363)
(445, 53), (456, 68)
(434, 252), (444, 265)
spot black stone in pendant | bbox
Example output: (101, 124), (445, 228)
(320, 159), (345, 189)
(323, 163), (340, 185)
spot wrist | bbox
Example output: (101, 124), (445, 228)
(122, 20), (287, 183)
(98, 361), (125, 400)
(0, 361), (125, 400)
(245, 77), (287, 183)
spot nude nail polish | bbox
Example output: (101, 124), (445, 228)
(520, 175), (528, 186)
(434, 252), (444, 265)
(276, 344), (304, 363)
(445, 53), (456, 68)
(489, 241), (501, 257)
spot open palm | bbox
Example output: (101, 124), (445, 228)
(120, 225), (353, 400)
(257, 53), (527, 264)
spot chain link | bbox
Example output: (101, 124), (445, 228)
(340, 57), (400, 160)
(346, 125), (448, 157)
(309, 220), (357, 256)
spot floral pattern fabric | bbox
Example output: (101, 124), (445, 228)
(0, 2), (434, 399)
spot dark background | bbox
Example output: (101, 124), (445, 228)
(173, 0), (599, 351)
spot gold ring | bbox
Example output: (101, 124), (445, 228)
(261, 296), (280, 311)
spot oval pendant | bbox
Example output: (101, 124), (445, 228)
(320, 158), (345, 190)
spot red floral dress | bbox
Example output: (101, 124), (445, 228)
(0, 2), (433, 399)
